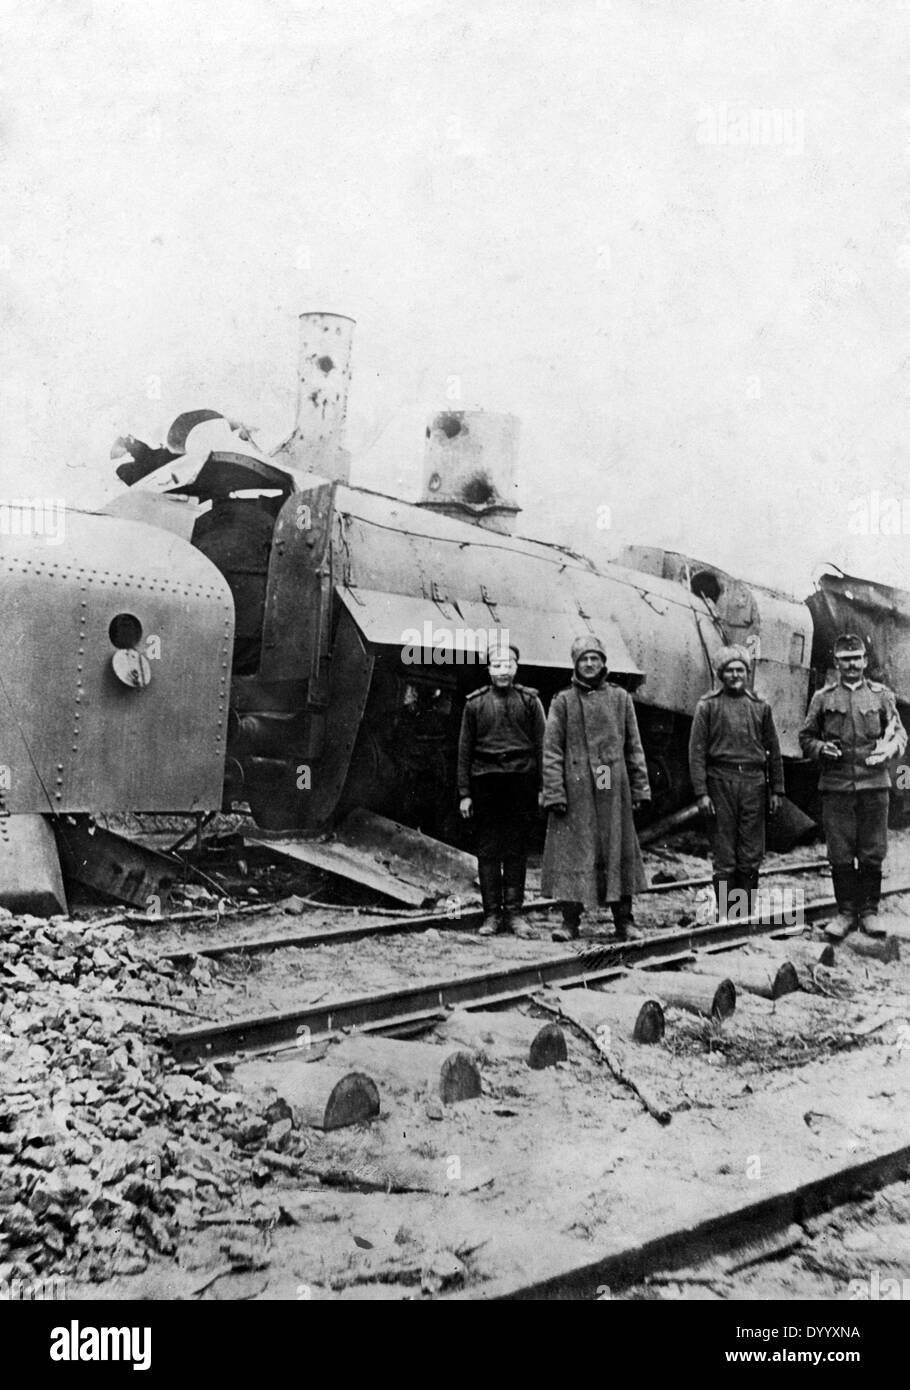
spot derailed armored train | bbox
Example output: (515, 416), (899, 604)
(0, 312), (900, 909)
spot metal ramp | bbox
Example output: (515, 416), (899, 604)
(246, 807), (480, 907)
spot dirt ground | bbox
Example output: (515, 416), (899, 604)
(622, 1179), (910, 1302)
(4, 830), (910, 1301)
(74, 938), (910, 1301)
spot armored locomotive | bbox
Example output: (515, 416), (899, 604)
(107, 314), (816, 839)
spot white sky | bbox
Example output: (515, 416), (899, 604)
(1, 0), (908, 599)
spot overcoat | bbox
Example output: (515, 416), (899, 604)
(540, 678), (650, 906)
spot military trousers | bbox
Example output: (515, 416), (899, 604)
(821, 789), (889, 869)
(470, 772), (538, 861)
(706, 768), (767, 877)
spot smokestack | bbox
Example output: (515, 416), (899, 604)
(273, 312), (355, 482)
(417, 410), (521, 535)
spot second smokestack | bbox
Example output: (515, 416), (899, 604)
(274, 311), (355, 482)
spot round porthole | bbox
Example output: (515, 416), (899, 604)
(109, 613), (143, 649)
(690, 570), (722, 603)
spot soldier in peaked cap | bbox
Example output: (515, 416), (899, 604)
(689, 644), (785, 922)
(457, 640), (546, 937)
(799, 633), (906, 940)
(541, 634), (651, 941)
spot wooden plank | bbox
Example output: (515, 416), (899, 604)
(691, 953), (800, 1000)
(329, 1034), (481, 1103)
(628, 969), (736, 1019)
(437, 1009), (567, 1068)
(233, 1057), (380, 1130)
(557, 986), (665, 1044)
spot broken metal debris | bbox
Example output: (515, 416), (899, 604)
(247, 808), (481, 908)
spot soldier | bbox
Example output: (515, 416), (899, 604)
(541, 635), (651, 942)
(799, 633), (906, 940)
(395, 681), (458, 840)
(688, 644), (785, 922)
(457, 642), (545, 937)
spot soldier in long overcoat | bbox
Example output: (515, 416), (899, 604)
(541, 635), (651, 941)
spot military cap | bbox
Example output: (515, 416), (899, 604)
(487, 640), (519, 663)
(833, 633), (866, 657)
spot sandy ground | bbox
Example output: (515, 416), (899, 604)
(7, 830), (910, 1301)
(83, 927), (910, 1296)
(75, 948), (910, 1300)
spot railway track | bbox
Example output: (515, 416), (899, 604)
(166, 877), (906, 1061)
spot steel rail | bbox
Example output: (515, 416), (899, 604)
(166, 882), (908, 1062)
(159, 898), (556, 962)
(449, 1140), (910, 1301)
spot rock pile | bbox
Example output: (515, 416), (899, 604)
(0, 908), (297, 1285)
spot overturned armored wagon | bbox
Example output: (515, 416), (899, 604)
(0, 511), (233, 911)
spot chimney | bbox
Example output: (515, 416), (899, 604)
(273, 312), (355, 482)
(417, 410), (521, 535)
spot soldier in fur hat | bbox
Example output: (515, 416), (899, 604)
(688, 644), (785, 921)
(541, 635), (651, 941)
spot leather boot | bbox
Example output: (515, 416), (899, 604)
(611, 896), (643, 941)
(502, 857), (532, 939)
(713, 876), (733, 923)
(729, 872), (754, 924)
(827, 864), (858, 941)
(477, 859), (503, 936)
(857, 864), (885, 937)
(552, 902), (581, 943)
(740, 869), (761, 923)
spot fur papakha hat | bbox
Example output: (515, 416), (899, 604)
(571, 634), (607, 665)
(714, 643), (752, 674)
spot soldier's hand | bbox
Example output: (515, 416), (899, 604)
(697, 794), (715, 817)
(549, 802), (568, 817)
(821, 742), (842, 760)
(459, 796), (473, 820)
(769, 793), (782, 817)
(537, 791), (545, 809)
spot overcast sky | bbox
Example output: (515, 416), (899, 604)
(1, 0), (907, 600)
